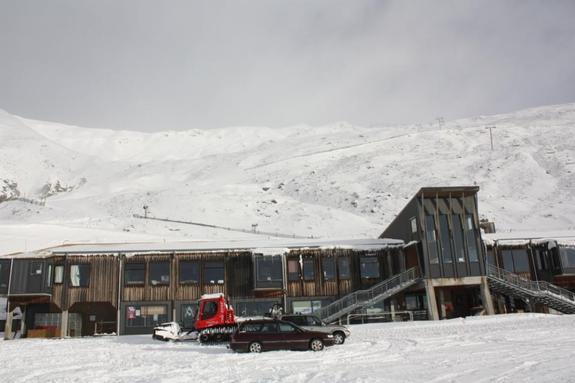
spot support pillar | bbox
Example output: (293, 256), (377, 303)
(4, 311), (13, 340)
(480, 276), (495, 315)
(424, 279), (440, 320)
(61, 310), (69, 338)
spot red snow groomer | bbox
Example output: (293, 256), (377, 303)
(152, 293), (237, 343)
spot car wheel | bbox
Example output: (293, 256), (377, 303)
(310, 338), (324, 351)
(249, 341), (263, 353)
(333, 331), (346, 345)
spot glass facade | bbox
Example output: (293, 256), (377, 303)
(560, 247), (575, 268)
(465, 215), (479, 262)
(452, 215), (466, 263)
(256, 255), (283, 282)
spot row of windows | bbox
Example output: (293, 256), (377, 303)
(124, 261), (225, 286)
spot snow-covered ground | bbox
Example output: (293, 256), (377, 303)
(1, 314), (574, 382)
(1, 103), (575, 255)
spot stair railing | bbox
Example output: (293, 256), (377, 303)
(315, 267), (420, 321)
(487, 264), (575, 304)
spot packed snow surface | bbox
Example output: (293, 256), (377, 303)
(1, 103), (575, 254)
(1, 314), (574, 382)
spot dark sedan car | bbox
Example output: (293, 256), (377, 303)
(229, 319), (335, 353)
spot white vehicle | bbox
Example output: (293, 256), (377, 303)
(152, 322), (198, 342)
(281, 314), (351, 345)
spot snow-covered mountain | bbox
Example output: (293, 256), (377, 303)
(1, 103), (574, 254)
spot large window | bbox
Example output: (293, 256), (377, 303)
(233, 300), (279, 316)
(125, 263), (145, 285)
(465, 215), (479, 262)
(439, 214), (453, 264)
(180, 303), (198, 329)
(126, 304), (168, 328)
(338, 257), (351, 279)
(426, 215), (440, 264)
(303, 258), (315, 280)
(360, 256), (380, 278)
(179, 261), (199, 284)
(54, 265), (64, 284)
(501, 249), (531, 274)
(204, 261), (224, 284)
(560, 247), (575, 269)
(0, 261), (9, 291)
(292, 300), (322, 314)
(452, 215), (466, 263)
(69, 264), (90, 287)
(322, 257), (335, 280)
(256, 255), (283, 282)
(149, 262), (170, 285)
(30, 262), (43, 276)
(201, 301), (218, 320)
(288, 259), (301, 281)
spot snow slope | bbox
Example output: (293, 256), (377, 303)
(0, 103), (574, 254)
(1, 314), (574, 382)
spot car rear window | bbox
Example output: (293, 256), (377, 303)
(284, 316), (305, 326)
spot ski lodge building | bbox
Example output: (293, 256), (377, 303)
(1, 186), (574, 338)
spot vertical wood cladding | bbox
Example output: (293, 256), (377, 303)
(285, 248), (400, 298)
(54, 255), (120, 310)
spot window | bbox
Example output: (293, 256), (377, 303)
(204, 262), (224, 284)
(306, 316), (323, 326)
(47, 264), (53, 287)
(149, 261), (170, 285)
(256, 255), (283, 282)
(69, 264), (90, 287)
(560, 247), (575, 268)
(465, 215), (479, 262)
(292, 300), (322, 314)
(239, 323), (263, 333)
(288, 259), (301, 281)
(179, 261), (199, 284)
(30, 262), (43, 276)
(452, 215), (466, 263)
(513, 250), (530, 273)
(338, 257), (350, 279)
(486, 249), (496, 266)
(260, 322), (278, 333)
(233, 300), (279, 316)
(0, 261), (9, 290)
(303, 258), (315, 280)
(279, 322), (298, 332)
(426, 215), (440, 264)
(125, 263), (145, 285)
(439, 214), (453, 264)
(322, 257), (335, 280)
(410, 217), (417, 234)
(201, 301), (218, 320)
(180, 303), (198, 329)
(54, 265), (64, 284)
(502, 250), (514, 272)
(360, 256), (380, 278)
(126, 305), (168, 328)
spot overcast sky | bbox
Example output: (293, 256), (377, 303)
(1, 0), (575, 131)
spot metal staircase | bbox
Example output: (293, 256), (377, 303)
(487, 264), (575, 314)
(315, 267), (422, 324)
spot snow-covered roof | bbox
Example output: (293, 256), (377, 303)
(0, 238), (404, 259)
(483, 231), (575, 247)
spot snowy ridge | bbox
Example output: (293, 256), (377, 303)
(0, 103), (574, 254)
